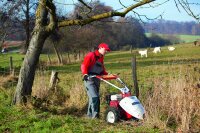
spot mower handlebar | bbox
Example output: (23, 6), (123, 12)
(88, 74), (130, 93)
(89, 74), (118, 80)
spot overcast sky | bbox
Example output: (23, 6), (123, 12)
(55, 0), (199, 22)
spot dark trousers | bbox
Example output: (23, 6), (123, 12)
(84, 78), (100, 118)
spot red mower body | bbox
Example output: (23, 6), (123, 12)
(108, 92), (133, 120)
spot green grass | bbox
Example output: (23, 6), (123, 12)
(146, 33), (200, 43)
(0, 53), (24, 68)
(178, 34), (200, 43)
(0, 88), (159, 132)
(0, 42), (200, 132)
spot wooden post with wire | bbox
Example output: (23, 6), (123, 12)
(130, 45), (132, 54)
(9, 56), (13, 75)
(131, 55), (139, 97)
(49, 70), (60, 92)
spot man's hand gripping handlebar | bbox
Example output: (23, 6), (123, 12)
(83, 74), (118, 81)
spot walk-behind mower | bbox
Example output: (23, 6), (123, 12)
(89, 74), (145, 124)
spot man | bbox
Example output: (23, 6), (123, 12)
(81, 43), (110, 119)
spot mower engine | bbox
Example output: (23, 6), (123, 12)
(94, 75), (145, 124)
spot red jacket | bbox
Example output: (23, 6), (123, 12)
(81, 50), (108, 75)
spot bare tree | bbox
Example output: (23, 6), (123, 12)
(1, 0), (37, 53)
(0, 8), (15, 47)
(49, 30), (63, 64)
(12, 0), (200, 105)
(20, 0), (37, 53)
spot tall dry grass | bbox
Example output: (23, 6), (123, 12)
(64, 79), (87, 109)
(63, 75), (111, 111)
(144, 66), (200, 132)
(32, 70), (50, 99)
(32, 70), (110, 115)
(31, 65), (200, 132)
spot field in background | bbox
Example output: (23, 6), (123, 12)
(1, 41), (24, 53)
(0, 42), (200, 132)
(178, 34), (200, 43)
(146, 33), (200, 43)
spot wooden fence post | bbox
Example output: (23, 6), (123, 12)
(9, 56), (13, 75)
(60, 51), (63, 64)
(78, 50), (81, 60)
(47, 53), (52, 65)
(130, 45), (132, 54)
(131, 55), (139, 98)
(49, 71), (59, 92)
(67, 53), (71, 63)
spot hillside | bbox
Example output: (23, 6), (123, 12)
(146, 33), (200, 43)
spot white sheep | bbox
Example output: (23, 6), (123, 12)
(168, 46), (175, 51)
(153, 47), (161, 53)
(138, 49), (148, 57)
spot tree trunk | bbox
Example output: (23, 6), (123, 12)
(13, 30), (49, 105)
(53, 42), (62, 64)
(24, 25), (30, 53)
(21, 0), (30, 54)
(13, 0), (56, 105)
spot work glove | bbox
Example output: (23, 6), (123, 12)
(83, 74), (89, 81)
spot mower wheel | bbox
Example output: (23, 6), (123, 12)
(105, 107), (120, 124)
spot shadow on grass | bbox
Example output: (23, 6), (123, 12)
(34, 103), (88, 118)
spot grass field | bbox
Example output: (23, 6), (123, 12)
(178, 34), (200, 43)
(0, 42), (200, 132)
(146, 33), (200, 43)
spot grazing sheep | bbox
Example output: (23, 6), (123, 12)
(153, 47), (161, 53)
(138, 49), (147, 57)
(168, 46), (175, 51)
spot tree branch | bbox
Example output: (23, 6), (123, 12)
(175, 0), (200, 21)
(58, 0), (155, 27)
(35, 0), (48, 28)
(45, 0), (57, 32)
(78, 0), (92, 10)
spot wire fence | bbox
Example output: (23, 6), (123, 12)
(0, 52), (200, 89)
(0, 51), (86, 76)
(0, 55), (23, 76)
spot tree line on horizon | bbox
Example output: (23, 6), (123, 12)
(144, 20), (200, 35)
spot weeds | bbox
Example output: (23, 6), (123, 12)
(144, 65), (200, 132)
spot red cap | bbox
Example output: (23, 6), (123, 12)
(98, 43), (110, 51)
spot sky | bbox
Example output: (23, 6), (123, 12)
(100, 0), (200, 22)
(0, 0), (199, 22)
(56, 0), (200, 22)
